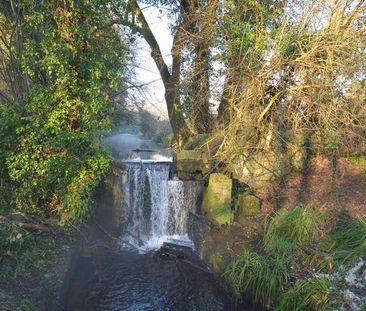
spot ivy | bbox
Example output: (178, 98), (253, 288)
(1, 0), (126, 224)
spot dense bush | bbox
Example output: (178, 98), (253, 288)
(0, 1), (125, 224)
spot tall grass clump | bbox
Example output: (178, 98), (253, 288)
(320, 216), (366, 266)
(277, 276), (331, 311)
(265, 205), (322, 252)
(225, 250), (289, 307)
(264, 235), (296, 259)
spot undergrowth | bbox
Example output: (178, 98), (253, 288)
(0, 290), (34, 311)
(225, 250), (289, 307)
(277, 276), (331, 311)
(265, 205), (321, 247)
(0, 220), (70, 310)
(0, 223), (64, 278)
(225, 205), (366, 310)
(319, 217), (366, 266)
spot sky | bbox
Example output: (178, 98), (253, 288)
(129, 5), (173, 116)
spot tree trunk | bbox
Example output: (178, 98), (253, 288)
(128, 0), (190, 143)
(189, 43), (212, 134)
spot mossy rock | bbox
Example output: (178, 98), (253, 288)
(211, 253), (226, 273)
(202, 174), (233, 225)
(176, 150), (209, 174)
(236, 194), (260, 218)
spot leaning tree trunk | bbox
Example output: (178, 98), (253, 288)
(128, 0), (190, 144)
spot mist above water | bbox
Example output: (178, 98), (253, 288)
(103, 132), (172, 161)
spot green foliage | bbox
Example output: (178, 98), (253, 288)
(0, 222), (65, 278)
(225, 205), (365, 310)
(277, 276), (331, 311)
(0, 104), (20, 210)
(0, 290), (34, 311)
(0, 0), (125, 224)
(0, 220), (70, 310)
(323, 128), (342, 154)
(154, 132), (174, 147)
(319, 217), (366, 266)
(265, 205), (322, 249)
(225, 250), (289, 307)
(225, 206), (328, 309)
(265, 235), (296, 259)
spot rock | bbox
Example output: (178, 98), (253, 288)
(236, 194), (260, 218)
(202, 174), (233, 225)
(158, 242), (194, 260)
(211, 253), (226, 273)
(176, 150), (209, 179)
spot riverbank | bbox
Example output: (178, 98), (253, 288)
(192, 155), (366, 310)
(0, 214), (76, 311)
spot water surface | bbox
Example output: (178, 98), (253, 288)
(63, 248), (253, 311)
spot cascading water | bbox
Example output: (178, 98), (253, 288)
(120, 160), (194, 252)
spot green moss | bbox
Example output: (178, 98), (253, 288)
(236, 194), (260, 216)
(202, 174), (233, 225)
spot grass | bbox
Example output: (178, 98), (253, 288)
(0, 218), (71, 310)
(277, 276), (332, 311)
(264, 235), (296, 259)
(0, 290), (35, 311)
(265, 205), (322, 248)
(318, 216), (366, 267)
(0, 223), (62, 278)
(225, 250), (289, 307)
(224, 205), (366, 310)
(225, 206), (323, 308)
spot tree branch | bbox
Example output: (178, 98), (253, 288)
(128, 0), (171, 88)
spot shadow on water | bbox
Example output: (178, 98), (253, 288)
(61, 246), (256, 311)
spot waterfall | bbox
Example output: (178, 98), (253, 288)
(120, 161), (195, 252)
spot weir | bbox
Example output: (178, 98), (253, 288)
(62, 134), (253, 311)
(120, 160), (198, 252)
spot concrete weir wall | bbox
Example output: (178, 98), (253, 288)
(96, 156), (261, 276)
(96, 161), (206, 241)
(94, 163), (125, 236)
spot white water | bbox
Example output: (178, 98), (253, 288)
(120, 161), (194, 252)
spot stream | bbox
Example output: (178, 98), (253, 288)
(61, 133), (255, 311)
(62, 248), (251, 311)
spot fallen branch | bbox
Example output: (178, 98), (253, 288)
(0, 215), (63, 235)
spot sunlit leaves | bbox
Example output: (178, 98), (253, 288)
(1, 0), (126, 224)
